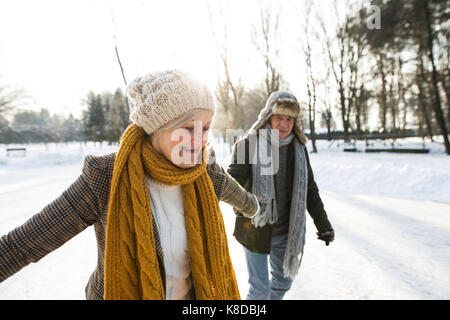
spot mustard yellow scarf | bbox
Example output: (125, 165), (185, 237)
(103, 124), (240, 300)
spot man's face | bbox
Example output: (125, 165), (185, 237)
(269, 114), (295, 138)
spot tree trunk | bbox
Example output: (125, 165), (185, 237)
(311, 87), (317, 153)
(417, 59), (434, 141)
(400, 85), (408, 132)
(307, 77), (318, 152)
(378, 52), (388, 132)
(388, 69), (398, 135)
(425, 1), (450, 154)
(338, 83), (349, 142)
(309, 118), (317, 152)
(354, 84), (363, 134)
(326, 120), (331, 141)
(438, 75), (450, 128)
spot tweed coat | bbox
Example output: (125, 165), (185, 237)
(0, 147), (258, 299)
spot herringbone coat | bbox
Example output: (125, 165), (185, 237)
(0, 148), (258, 299)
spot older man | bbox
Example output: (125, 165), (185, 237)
(228, 91), (334, 300)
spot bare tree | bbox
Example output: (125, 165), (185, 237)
(433, 0), (450, 129)
(0, 75), (30, 143)
(319, 1), (351, 142)
(107, 1), (129, 112)
(251, 1), (283, 98)
(301, 1), (318, 152)
(0, 84), (24, 116)
(423, 0), (450, 154)
(206, 0), (244, 130)
(397, 57), (410, 132)
(319, 66), (335, 141)
(375, 50), (389, 132)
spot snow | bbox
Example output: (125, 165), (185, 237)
(0, 138), (449, 299)
(306, 139), (450, 204)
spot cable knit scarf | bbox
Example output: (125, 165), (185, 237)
(104, 124), (240, 300)
(251, 123), (308, 279)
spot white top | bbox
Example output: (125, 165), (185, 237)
(145, 176), (193, 300)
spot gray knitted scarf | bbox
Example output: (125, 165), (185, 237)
(251, 123), (308, 279)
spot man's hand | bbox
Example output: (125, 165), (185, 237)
(317, 229), (335, 246)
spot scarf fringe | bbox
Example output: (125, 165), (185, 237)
(282, 252), (304, 279)
(251, 200), (278, 228)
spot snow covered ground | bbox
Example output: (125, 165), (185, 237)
(0, 138), (449, 299)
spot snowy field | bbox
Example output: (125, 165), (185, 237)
(0, 138), (449, 300)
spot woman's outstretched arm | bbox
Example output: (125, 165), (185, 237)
(0, 155), (107, 282)
(206, 144), (258, 218)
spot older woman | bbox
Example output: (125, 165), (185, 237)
(0, 70), (259, 300)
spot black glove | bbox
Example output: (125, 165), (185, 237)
(317, 229), (334, 246)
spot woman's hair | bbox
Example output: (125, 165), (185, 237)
(150, 109), (211, 148)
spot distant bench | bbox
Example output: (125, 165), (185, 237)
(6, 148), (27, 157)
(343, 148), (429, 154)
(365, 148), (429, 154)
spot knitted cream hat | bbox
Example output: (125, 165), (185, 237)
(127, 70), (216, 135)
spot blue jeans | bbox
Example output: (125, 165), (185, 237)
(244, 234), (294, 300)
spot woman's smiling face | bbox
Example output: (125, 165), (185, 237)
(151, 110), (213, 168)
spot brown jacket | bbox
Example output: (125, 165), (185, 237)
(0, 149), (258, 299)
